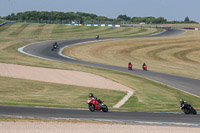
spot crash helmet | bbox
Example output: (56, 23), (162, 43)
(89, 93), (93, 98)
(180, 99), (184, 104)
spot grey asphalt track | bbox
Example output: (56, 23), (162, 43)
(0, 105), (200, 126)
(1, 28), (200, 126)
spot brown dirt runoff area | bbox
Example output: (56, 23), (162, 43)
(0, 121), (199, 133)
(0, 63), (133, 108)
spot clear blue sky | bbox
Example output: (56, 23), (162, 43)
(1, 0), (200, 22)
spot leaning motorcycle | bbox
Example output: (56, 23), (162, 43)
(52, 44), (58, 51)
(87, 97), (108, 112)
(180, 102), (197, 114)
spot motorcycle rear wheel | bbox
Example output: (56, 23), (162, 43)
(192, 108), (197, 114)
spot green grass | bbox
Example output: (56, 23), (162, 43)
(31, 24), (46, 36)
(0, 23), (199, 112)
(63, 30), (200, 79)
(0, 23), (162, 41)
(0, 76), (125, 108)
(93, 70), (200, 112)
(0, 23), (14, 32)
(9, 23), (31, 36)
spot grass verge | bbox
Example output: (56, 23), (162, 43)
(0, 76), (125, 108)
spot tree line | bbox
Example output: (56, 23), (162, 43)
(1, 11), (197, 24)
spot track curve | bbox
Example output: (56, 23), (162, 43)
(1, 28), (200, 126)
(21, 28), (200, 97)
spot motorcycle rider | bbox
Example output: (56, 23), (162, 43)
(128, 62), (132, 70)
(180, 99), (197, 114)
(142, 63), (147, 70)
(180, 99), (188, 108)
(96, 35), (99, 39)
(53, 42), (58, 49)
(89, 93), (102, 104)
(142, 63), (146, 68)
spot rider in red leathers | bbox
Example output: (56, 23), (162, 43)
(128, 62), (132, 70)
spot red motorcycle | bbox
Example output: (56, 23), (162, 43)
(87, 97), (108, 112)
(128, 62), (132, 70)
(143, 65), (147, 71)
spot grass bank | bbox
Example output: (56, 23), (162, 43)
(0, 23), (162, 41)
(63, 30), (200, 79)
(0, 76), (125, 108)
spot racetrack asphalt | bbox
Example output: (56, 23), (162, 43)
(1, 28), (200, 126)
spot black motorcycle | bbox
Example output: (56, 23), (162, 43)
(180, 100), (197, 114)
(96, 35), (99, 39)
(52, 43), (58, 51)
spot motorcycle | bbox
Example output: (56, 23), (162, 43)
(96, 35), (99, 39)
(52, 44), (58, 51)
(87, 97), (108, 112)
(180, 101), (197, 114)
(128, 64), (132, 70)
(143, 65), (147, 71)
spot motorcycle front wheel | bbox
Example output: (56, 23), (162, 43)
(102, 105), (108, 112)
(89, 104), (95, 112)
(184, 108), (190, 114)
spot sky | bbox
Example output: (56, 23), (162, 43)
(0, 0), (200, 22)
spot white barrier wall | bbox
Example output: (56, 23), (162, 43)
(66, 24), (120, 27)
(66, 24), (83, 26)
(85, 24), (120, 27)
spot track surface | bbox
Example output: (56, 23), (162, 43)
(1, 28), (200, 126)
(0, 105), (200, 126)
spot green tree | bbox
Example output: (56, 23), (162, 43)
(152, 17), (167, 24)
(184, 16), (190, 22)
(117, 14), (131, 21)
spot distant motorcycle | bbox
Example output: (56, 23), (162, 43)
(87, 97), (108, 112)
(52, 42), (58, 51)
(128, 62), (132, 70)
(142, 63), (147, 71)
(180, 100), (197, 114)
(96, 35), (99, 39)
(143, 65), (147, 71)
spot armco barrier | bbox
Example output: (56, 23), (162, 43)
(66, 24), (83, 26)
(0, 21), (16, 27)
(0, 22), (7, 27)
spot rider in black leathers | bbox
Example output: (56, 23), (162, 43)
(180, 99), (187, 108)
(180, 99), (196, 114)
(53, 42), (58, 49)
